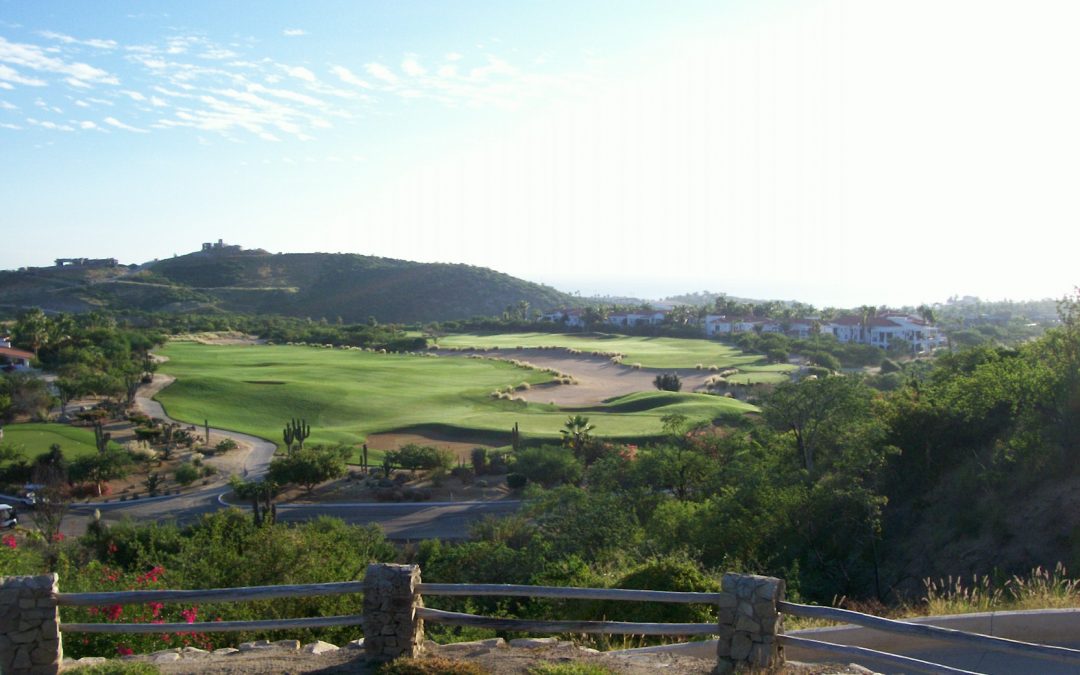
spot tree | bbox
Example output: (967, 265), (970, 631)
(763, 376), (875, 474)
(13, 308), (50, 355)
(560, 415), (594, 460)
(69, 446), (134, 496)
(511, 446), (583, 487)
(268, 444), (350, 494)
(653, 372), (682, 392)
(0, 373), (55, 422)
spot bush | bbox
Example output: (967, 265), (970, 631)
(511, 446), (583, 487)
(386, 444), (454, 473)
(653, 372), (682, 392)
(506, 473), (527, 490)
(174, 463), (199, 486)
(880, 357), (901, 374)
(215, 438), (239, 453)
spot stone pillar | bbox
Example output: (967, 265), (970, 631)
(0, 574), (63, 675)
(714, 573), (784, 674)
(362, 563), (424, 662)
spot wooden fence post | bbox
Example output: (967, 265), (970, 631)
(0, 574), (63, 674)
(362, 563), (424, 662)
(715, 573), (784, 674)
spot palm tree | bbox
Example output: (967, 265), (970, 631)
(560, 415), (594, 459)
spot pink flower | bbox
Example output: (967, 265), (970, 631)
(116, 645), (133, 656)
(105, 604), (123, 621)
(51, 532), (65, 542)
(180, 607), (198, 624)
(2, 535), (15, 549)
(148, 601), (164, 618)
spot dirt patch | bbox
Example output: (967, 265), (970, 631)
(169, 331), (265, 345)
(366, 432), (499, 459)
(281, 471), (512, 505)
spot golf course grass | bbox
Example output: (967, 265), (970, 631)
(436, 332), (795, 374)
(0, 423), (112, 461)
(154, 342), (757, 455)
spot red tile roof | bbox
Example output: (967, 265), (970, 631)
(0, 346), (34, 360)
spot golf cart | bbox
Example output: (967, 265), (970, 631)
(0, 503), (16, 529)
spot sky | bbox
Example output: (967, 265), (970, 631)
(0, 0), (1077, 309)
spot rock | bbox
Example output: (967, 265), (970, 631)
(302, 640), (339, 655)
(76, 657), (108, 664)
(153, 653), (181, 663)
(509, 637), (560, 648)
(238, 640), (272, 651)
(212, 647), (240, 656)
(273, 639), (301, 651)
(345, 638), (365, 650)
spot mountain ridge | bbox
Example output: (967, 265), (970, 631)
(0, 247), (573, 323)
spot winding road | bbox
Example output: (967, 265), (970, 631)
(60, 374), (519, 539)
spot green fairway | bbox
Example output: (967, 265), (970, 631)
(0, 423), (110, 461)
(436, 331), (797, 373)
(154, 342), (757, 451)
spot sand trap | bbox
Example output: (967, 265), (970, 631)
(436, 348), (720, 406)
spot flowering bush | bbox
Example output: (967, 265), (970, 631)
(59, 561), (216, 658)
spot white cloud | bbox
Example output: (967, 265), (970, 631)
(74, 99), (89, 107)
(283, 29), (306, 37)
(444, 52), (463, 62)
(104, 116), (148, 133)
(0, 121), (20, 129)
(281, 65), (317, 82)
(65, 77), (92, 89)
(122, 90), (147, 101)
(330, 65), (371, 88)
(0, 100), (17, 109)
(78, 120), (98, 130)
(27, 117), (73, 131)
(150, 96), (168, 107)
(365, 63), (398, 84)
(39, 31), (118, 50)
(402, 56), (425, 77)
(0, 36), (119, 85)
(0, 63), (46, 86)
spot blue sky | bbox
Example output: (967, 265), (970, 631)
(1, 1), (1077, 308)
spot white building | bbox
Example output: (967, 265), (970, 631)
(825, 314), (942, 353)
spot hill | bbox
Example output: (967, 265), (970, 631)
(0, 248), (572, 323)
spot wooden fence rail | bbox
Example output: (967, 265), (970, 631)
(417, 583), (726, 604)
(56, 580), (366, 607)
(61, 615), (364, 634)
(416, 607), (718, 636)
(778, 600), (1080, 666)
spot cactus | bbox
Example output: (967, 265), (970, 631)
(362, 443), (369, 471)
(204, 419), (210, 444)
(283, 418), (311, 451)
(511, 422), (521, 452)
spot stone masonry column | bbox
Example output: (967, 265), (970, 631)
(0, 574), (63, 675)
(362, 563), (424, 662)
(714, 573), (784, 674)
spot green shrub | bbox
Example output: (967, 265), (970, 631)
(173, 462), (199, 486)
(215, 438), (239, 453)
(506, 473), (527, 490)
(511, 446), (583, 487)
(66, 663), (162, 675)
(879, 357), (901, 373)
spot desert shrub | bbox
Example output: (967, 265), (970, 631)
(450, 466), (475, 483)
(506, 473), (527, 490)
(511, 446), (583, 487)
(653, 372), (682, 392)
(386, 445), (454, 473)
(470, 448), (488, 475)
(174, 463), (199, 486)
(215, 438), (239, 453)
(487, 452), (509, 474)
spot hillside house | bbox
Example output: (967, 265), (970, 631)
(606, 310), (668, 328)
(0, 338), (33, 371)
(825, 314), (941, 353)
(540, 309), (585, 328)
